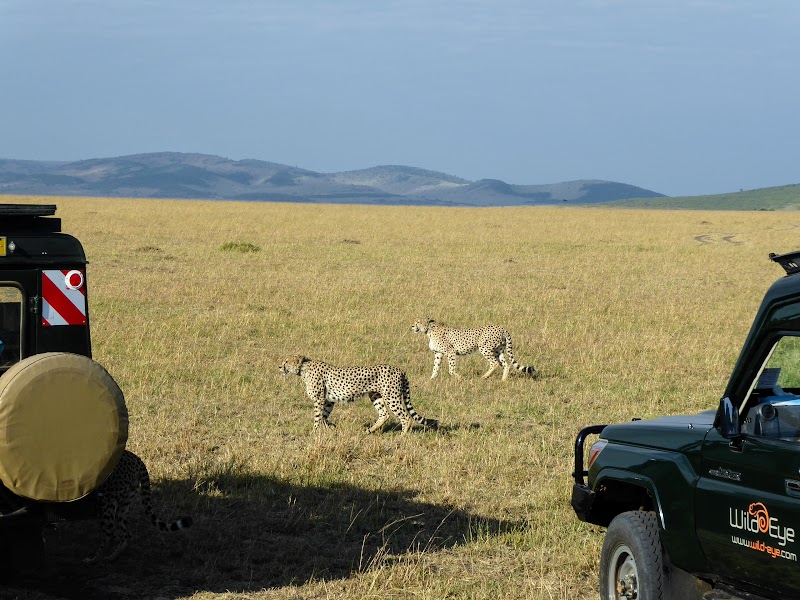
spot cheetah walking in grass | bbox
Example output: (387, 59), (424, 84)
(280, 354), (439, 433)
(83, 450), (192, 565)
(412, 318), (536, 380)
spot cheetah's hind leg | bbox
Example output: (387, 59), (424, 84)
(367, 392), (390, 433)
(480, 347), (501, 379)
(83, 496), (129, 565)
(82, 506), (113, 565)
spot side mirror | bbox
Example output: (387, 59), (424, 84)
(717, 397), (741, 440)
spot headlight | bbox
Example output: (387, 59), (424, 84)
(588, 439), (608, 469)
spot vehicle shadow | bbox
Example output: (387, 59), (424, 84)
(4, 473), (523, 599)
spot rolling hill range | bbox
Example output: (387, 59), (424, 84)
(608, 184), (800, 210)
(0, 152), (665, 206)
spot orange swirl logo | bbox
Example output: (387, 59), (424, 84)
(730, 501), (795, 548)
(749, 502), (770, 534)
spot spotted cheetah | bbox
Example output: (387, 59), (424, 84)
(83, 450), (192, 565)
(412, 318), (536, 380)
(280, 354), (439, 434)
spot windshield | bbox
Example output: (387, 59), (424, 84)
(742, 335), (800, 441)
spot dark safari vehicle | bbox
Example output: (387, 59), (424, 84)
(0, 204), (128, 571)
(572, 251), (800, 600)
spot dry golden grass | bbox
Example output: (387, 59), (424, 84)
(3, 195), (799, 599)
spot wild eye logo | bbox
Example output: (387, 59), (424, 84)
(749, 502), (770, 533)
(729, 501), (797, 561)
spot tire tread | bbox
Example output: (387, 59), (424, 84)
(599, 510), (664, 600)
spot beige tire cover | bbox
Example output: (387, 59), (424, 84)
(0, 353), (128, 502)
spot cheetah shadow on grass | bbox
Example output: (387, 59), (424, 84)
(364, 420), (481, 434)
(10, 474), (522, 599)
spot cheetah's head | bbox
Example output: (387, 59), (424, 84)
(280, 355), (308, 375)
(412, 318), (435, 334)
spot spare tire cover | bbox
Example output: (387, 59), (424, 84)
(0, 353), (128, 502)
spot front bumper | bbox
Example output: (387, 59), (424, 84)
(572, 483), (595, 522)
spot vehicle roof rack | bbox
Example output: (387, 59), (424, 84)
(0, 204), (61, 233)
(0, 204), (57, 218)
(769, 251), (800, 276)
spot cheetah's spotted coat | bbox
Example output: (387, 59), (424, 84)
(412, 318), (536, 380)
(83, 450), (192, 565)
(280, 355), (439, 434)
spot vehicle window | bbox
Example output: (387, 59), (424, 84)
(769, 336), (800, 389)
(742, 336), (800, 441)
(0, 286), (22, 370)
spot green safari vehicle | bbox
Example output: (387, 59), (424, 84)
(572, 251), (800, 600)
(0, 204), (128, 572)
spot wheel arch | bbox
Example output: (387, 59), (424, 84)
(592, 469), (711, 588)
(591, 469), (664, 529)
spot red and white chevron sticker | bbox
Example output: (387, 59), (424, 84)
(42, 269), (87, 326)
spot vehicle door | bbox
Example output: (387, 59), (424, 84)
(696, 335), (800, 596)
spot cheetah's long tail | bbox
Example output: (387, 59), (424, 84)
(503, 331), (536, 376)
(139, 470), (193, 532)
(401, 374), (439, 430)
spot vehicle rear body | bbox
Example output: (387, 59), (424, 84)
(0, 204), (91, 364)
(0, 205), (97, 521)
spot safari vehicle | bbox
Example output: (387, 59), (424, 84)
(0, 204), (128, 569)
(572, 251), (800, 600)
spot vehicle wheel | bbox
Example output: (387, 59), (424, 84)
(599, 510), (664, 600)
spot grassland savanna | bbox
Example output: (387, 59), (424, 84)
(6, 196), (799, 599)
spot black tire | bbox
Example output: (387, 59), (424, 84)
(599, 511), (665, 600)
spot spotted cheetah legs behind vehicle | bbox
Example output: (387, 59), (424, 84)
(280, 354), (439, 433)
(83, 450), (192, 565)
(412, 318), (536, 380)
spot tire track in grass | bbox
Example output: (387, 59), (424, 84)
(693, 223), (800, 246)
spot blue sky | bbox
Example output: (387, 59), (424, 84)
(1, 0), (797, 196)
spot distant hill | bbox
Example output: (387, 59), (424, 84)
(0, 152), (665, 206)
(609, 184), (800, 210)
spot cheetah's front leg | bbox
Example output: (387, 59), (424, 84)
(321, 400), (335, 423)
(312, 397), (335, 430)
(431, 352), (443, 379)
(446, 354), (461, 378)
